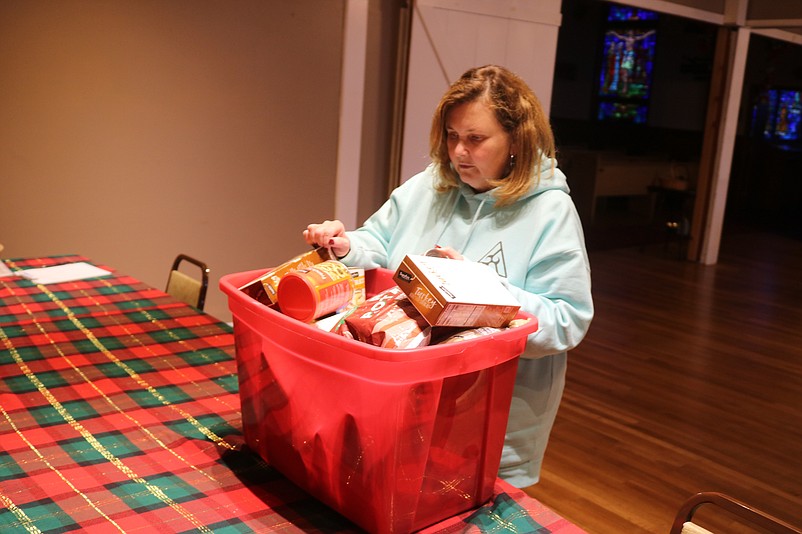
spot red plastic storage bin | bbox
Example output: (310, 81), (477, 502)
(220, 268), (538, 534)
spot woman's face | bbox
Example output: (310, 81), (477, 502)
(446, 99), (513, 192)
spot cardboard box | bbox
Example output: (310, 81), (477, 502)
(393, 254), (520, 328)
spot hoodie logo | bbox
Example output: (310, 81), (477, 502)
(478, 242), (507, 278)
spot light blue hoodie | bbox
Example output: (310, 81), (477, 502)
(339, 157), (594, 487)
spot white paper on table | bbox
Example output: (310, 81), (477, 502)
(18, 262), (112, 284)
(0, 262), (14, 278)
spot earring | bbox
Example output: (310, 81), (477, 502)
(509, 154), (516, 169)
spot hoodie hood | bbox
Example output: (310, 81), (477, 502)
(440, 156), (569, 252)
(458, 156), (568, 201)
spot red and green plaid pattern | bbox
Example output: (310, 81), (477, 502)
(1, 255), (583, 533)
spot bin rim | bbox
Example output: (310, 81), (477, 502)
(219, 268), (538, 366)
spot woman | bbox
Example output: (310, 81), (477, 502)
(304, 65), (593, 487)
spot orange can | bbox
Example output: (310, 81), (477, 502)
(277, 260), (355, 323)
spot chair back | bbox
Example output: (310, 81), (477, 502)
(166, 254), (209, 310)
(670, 492), (801, 534)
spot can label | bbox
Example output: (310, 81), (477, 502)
(299, 261), (354, 320)
(277, 260), (358, 322)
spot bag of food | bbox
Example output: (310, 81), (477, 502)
(433, 318), (533, 345)
(339, 286), (431, 349)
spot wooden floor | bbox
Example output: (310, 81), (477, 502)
(524, 229), (802, 533)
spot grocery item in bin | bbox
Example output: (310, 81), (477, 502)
(434, 318), (533, 344)
(277, 260), (354, 323)
(393, 254), (521, 328)
(238, 247), (330, 305)
(313, 309), (352, 332)
(340, 285), (431, 349)
(348, 267), (366, 308)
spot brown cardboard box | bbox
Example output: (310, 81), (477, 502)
(393, 254), (520, 328)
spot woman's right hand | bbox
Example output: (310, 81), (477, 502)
(303, 220), (351, 259)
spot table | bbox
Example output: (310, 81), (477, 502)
(1, 255), (584, 533)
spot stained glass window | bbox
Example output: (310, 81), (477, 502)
(597, 6), (658, 123)
(607, 6), (659, 22)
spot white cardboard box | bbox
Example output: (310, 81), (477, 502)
(393, 254), (520, 328)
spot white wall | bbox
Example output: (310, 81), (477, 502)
(399, 0), (563, 182)
(0, 1), (346, 322)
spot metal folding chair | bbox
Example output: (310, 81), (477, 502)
(165, 254), (209, 310)
(670, 492), (801, 534)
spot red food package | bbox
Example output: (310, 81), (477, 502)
(339, 286), (431, 349)
(433, 318), (532, 345)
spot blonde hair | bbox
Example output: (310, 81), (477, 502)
(429, 65), (556, 207)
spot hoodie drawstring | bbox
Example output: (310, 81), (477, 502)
(433, 189), (459, 248)
(459, 197), (487, 254)
(433, 189), (488, 255)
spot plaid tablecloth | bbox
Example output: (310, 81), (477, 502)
(1, 255), (584, 533)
